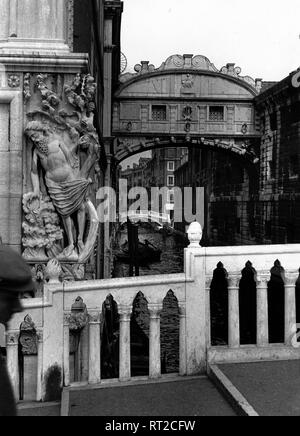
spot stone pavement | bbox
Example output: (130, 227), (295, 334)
(66, 376), (236, 417)
(219, 361), (300, 416)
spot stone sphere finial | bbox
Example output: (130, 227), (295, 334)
(187, 221), (203, 247)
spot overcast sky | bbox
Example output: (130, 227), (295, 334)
(121, 0), (300, 81)
(120, 0), (300, 169)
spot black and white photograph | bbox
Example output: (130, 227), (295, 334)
(0, 0), (300, 419)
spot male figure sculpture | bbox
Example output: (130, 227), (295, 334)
(25, 121), (99, 260)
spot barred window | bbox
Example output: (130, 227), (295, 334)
(152, 105), (167, 121)
(209, 106), (225, 122)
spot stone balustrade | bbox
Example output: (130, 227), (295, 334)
(5, 223), (300, 402)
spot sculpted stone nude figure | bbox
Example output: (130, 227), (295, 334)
(25, 121), (99, 260)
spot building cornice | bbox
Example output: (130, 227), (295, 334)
(0, 53), (88, 73)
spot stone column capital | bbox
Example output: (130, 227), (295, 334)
(227, 276), (240, 289)
(256, 274), (270, 287)
(37, 330), (43, 343)
(119, 305), (132, 322)
(178, 303), (186, 317)
(285, 273), (299, 287)
(205, 277), (212, 289)
(148, 303), (163, 319)
(6, 331), (19, 346)
(63, 313), (71, 326)
(89, 311), (102, 325)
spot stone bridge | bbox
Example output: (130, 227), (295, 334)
(119, 210), (171, 226)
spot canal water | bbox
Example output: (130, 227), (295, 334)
(112, 225), (188, 375)
(113, 225), (188, 277)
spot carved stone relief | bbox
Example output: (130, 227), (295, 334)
(19, 315), (38, 356)
(23, 73), (101, 266)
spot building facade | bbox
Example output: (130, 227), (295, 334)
(175, 69), (300, 246)
(0, 0), (123, 279)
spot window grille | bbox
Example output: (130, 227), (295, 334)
(152, 105), (167, 121)
(209, 106), (225, 122)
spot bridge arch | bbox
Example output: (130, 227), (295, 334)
(112, 54), (261, 166)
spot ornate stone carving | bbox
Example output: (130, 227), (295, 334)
(8, 74), (21, 88)
(24, 73), (100, 264)
(115, 136), (259, 166)
(120, 55), (257, 92)
(181, 74), (194, 90)
(19, 315), (38, 355)
(182, 105), (193, 121)
(31, 264), (46, 298)
(22, 194), (63, 261)
(36, 74), (60, 114)
(69, 297), (88, 332)
(45, 259), (62, 284)
(23, 73), (32, 102)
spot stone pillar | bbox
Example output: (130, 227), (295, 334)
(185, 222), (207, 374)
(103, 150), (113, 279)
(0, 90), (23, 251)
(119, 305), (132, 382)
(228, 276), (240, 348)
(256, 274), (269, 347)
(41, 284), (64, 401)
(36, 330), (43, 401)
(6, 331), (19, 400)
(284, 273), (298, 346)
(149, 303), (163, 379)
(0, 0), (70, 53)
(88, 311), (101, 385)
(63, 313), (71, 387)
(178, 303), (187, 376)
(206, 277), (212, 347)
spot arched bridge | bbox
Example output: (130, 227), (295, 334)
(119, 210), (171, 226)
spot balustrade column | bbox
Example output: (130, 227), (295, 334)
(228, 276), (240, 348)
(36, 331), (43, 401)
(88, 312), (101, 385)
(63, 313), (71, 387)
(178, 303), (187, 376)
(256, 274), (269, 347)
(119, 305), (132, 382)
(6, 331), (19, 399)
(149, 303), (163, 379)
(285, 273), (298, 346)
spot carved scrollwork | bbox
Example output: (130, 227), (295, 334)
(23, 73), (31, 102)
